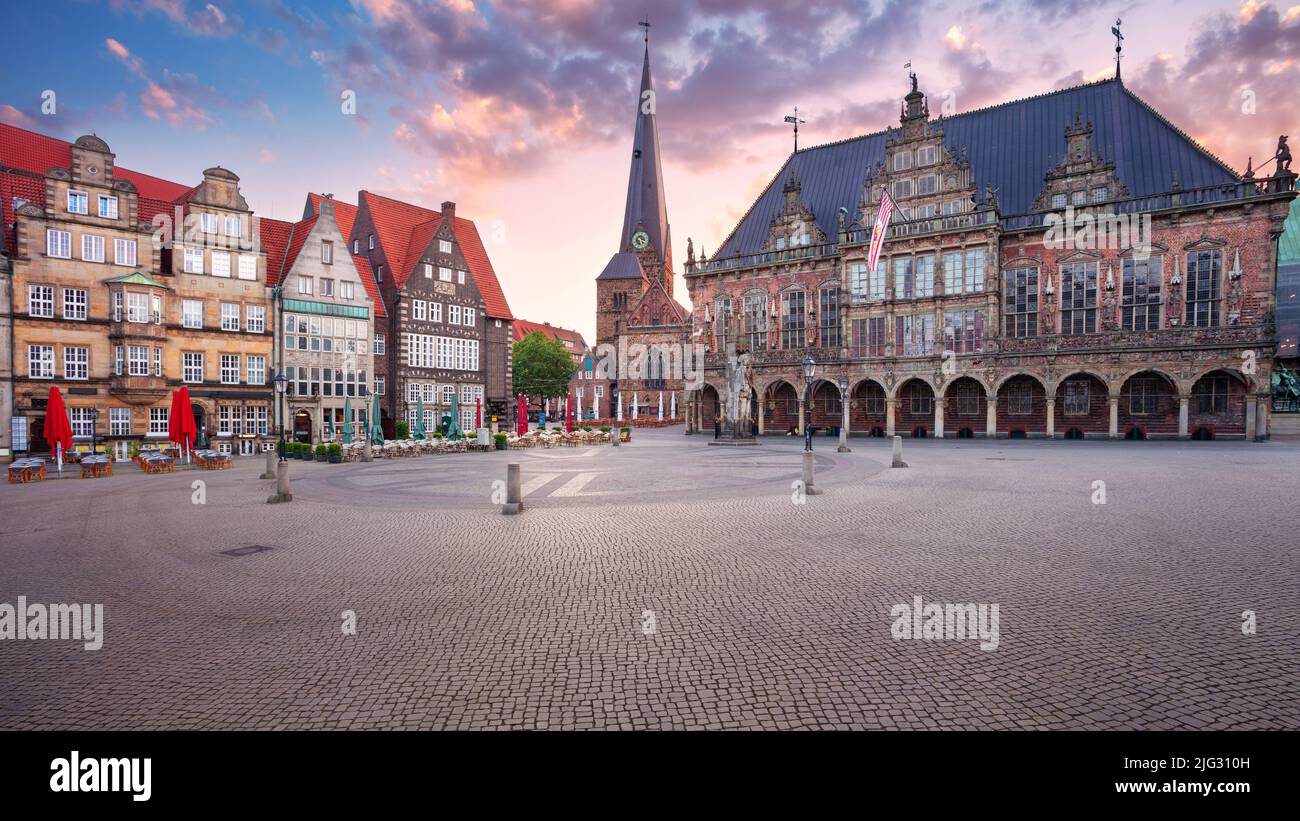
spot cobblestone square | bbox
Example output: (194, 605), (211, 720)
(1, 429), (1297, 730)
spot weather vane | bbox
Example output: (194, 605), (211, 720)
(1111, 19), (1124, 79)
(784, 106), (806, 153)
(638, 16), (651, 43)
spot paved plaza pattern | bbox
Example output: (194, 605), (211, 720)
(1, 428), (1298, 730)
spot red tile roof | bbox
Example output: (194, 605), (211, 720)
(357, 190), (513, 319)
(306, 192), (359, 240)
(259, 217), (294, 288)
(351, 253), (386, 319)
(265, 213), (386, 318)
(0, 122), (193, 201)
(512, 318), (588, 351)
(272, 214), (317, 286)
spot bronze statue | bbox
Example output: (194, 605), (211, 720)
(1277, 135), (1291, 172)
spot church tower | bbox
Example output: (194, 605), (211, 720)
(595, 23), (674, 346)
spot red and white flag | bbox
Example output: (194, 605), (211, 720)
(866, 186), (895, 274)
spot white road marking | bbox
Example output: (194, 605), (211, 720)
(551, 472), (600, 497)
(521, 473), (560, 496)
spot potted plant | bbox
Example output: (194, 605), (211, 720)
(301, 442), (314, 461)
(599, 425), (611, 434)
(396, 420), (410, 440)
(433, 431), (444, 440)
(493, 433), (508, 450)
(315, 443), (328, 460)
(582, 425), (592, 432)
(328, 443), (343, 464)
(619, 426), (631, 442)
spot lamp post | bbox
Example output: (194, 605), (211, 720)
(802, 355), (816, 452)
(90, 407), (99, 456)
(274, 372), (288, 461)
(360, 385), (373, 463)
(837, 375), (851, 453)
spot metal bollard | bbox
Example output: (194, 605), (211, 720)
(891, 435), (908, 468)
(801, 450), (823, 495)
(502, 462), (523, 515)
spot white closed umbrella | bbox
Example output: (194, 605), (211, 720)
(657, 392), (664, 421)
(617, 393), (623, 421)
(632, 393), (639, 420)
(670, 392), (677, 419)
(577, 392), (583, 420)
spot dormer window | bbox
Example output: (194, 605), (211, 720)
(67, 190), (88, 214)
(352, 239), (359, 254)
(918, 146), (937, 166)
(439, 239), (453, 254)
(892, 152), (912, 171)
(98, 195), (119, 219)
(368, 234), (374, 250)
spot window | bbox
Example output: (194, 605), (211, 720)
(1187, 251), (1221, 328)
(28, 285), (54, 317)
(319, 278), (334, 297)
(183, 352), (204, 383)
(182, 300), (203, 329)
(153, 346), (162, 376)
(63, 346), (88, 379)
(98, 195), (119, 219)
(944, 250), (985, 295)
(247, 355), (266, 385)
(893, 178), (914, 199)
(28, 345), (54, 378)
(439, 239), (453, 254)
(321, 240), (333, 264)
(82, 234), (105, 262)
(1122, 257), (1162, 331)
(952, 383), (981, 416)
(110, 408), (130, 436)
(220, 355), (240, 384)
(779, 291), (805, 349)
(943, 309), (985, 353)
(819, 287), (840, 348)
(907, 383), (932, 415)
(915, 204), (937, 220)
(375, 376), (385, 396)
(851, 316), (887, 357)
(430, 302), (442, 323)
(914, 255), (935, 298)
(413, 299), (426, 321)
(895, 314), (934, 356)
(423, 263), (433, 279)
(458, 270), (465, 285)
(211, 252), (230, 277)
(114, 345), (123, 375)
(374, 334), (386, 355)
(113, 291), (123, 321)
(1061, 262), (1098, 335)
(47, 229), (71, 258)
(253, 406), (269, 435)
(892, 152), (912, 171)
(1051, 193), (1067, 209)
(1072, 190), (1088, 205)
(943, 200), (964, 216)
(127, 292), (149, 323)
(408, 334), (436, 368)
(201, 213), (220, 234)
(894, 258), (915, 299)
(114, 238), (137, 266)
(439, 266), (452, 282)
(59, 288), (87, 321)
(184, 247), (204, 273)
(368, 234), (374, 250)
(238, 255), (256, 280)
(221, 303), (240, 331)
(449, 304), (462, 326)
(464, 307), (475, 327)
(1195, 376), (1228, 414)
(246, 305), (265, 333)
(68, 190), (88, 214)
(1125, 378), (1161, 415)
(127, 345), (149, 376)
(1091, 186), (1108, 203)
(340, 281), (354, 300)
(69, 407), (95, 438)
(218, 405), (234, 435)
(149, 408), (168, 436)
(918, 146), (937, 166)
(1008, 384), (1033, 415)
(224, 215), (241, 237)
(353, 239), (359, 254)
(1004, 267), (1039, 338)
(917, 175), (938, 195)
(298, 276), (313, 295)
(742, 293), (768, 351)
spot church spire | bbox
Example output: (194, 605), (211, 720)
(619, 22), (672, 275)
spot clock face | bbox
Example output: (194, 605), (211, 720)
(631, 230), (650, 251)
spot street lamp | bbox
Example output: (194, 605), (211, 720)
(274, 371), (288, 461)
(359, 384), (373, 462)
(803, 355), (816, 452)
(90, 407), (99, 456)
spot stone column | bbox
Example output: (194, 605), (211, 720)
(1108, 395), (1120, 439)
(797, 397), (806, 436)
(1255, 393), (1269, 441)
(757, 403), (765, 435)
(1177, 394), (1190, 439)
(886, 397), (897, 438)
(1045, 398), (1056, 439)
(1245, 394), (1258, 440)
(985, 394), (997, 438)
(933, 397), (945, 439)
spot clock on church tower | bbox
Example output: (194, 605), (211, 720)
(631, 230), (650, 251)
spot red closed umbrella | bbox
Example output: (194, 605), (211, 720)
(516, 394), (527, 436)
(475, 398), (482, 431)
(169, 387), (197, 461)
(43, 387), (73, 473)
(565, 394), (574, 433)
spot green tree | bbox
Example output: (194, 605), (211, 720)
(512, 331), (575, 399)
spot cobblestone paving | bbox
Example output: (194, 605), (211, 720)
(1, 430), (1297, 730)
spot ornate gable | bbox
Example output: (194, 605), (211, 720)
(1032, 112), (1130, 211)
(764, 171), (825, 250)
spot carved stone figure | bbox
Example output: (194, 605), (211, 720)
(1277, 135), (1291, 173)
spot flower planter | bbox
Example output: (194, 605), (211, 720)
(329, 456), (342, 464)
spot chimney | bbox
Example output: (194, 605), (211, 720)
(441, 200), (456, 220)
(318, 195), (335, 220)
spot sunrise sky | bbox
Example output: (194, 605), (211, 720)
(2, 0), (1296, 341)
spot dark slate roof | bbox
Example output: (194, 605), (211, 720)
(597, 251), (645, 280)
(714, 77), (1241, 259)
(619, 42), (672, 272)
